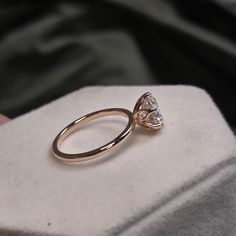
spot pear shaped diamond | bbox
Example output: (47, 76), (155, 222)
(142, 95), (158, 110)
(133, 92), (164, 130)
(147, 109), (163, 126)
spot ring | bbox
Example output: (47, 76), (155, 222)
(52, 92), (164, 164)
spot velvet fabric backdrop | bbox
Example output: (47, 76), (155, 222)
(0, 0), (235, 131)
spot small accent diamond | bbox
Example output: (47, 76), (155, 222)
(139, 111), (148, 120)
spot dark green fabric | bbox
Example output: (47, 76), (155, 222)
(0, 0), (235, 130)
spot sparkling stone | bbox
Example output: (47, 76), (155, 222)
(139, 111), (148, 120)
(147, 109), (163, 125)
(134, 92), (164, 129)
(142, 95), (158, 110)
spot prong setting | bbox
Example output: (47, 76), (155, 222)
(133, 92), (164, 130)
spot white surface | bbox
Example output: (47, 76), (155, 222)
(0, 86), (236, 236)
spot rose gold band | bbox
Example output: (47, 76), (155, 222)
(52, 92), (164, 164)
(52, 108), (135, 163)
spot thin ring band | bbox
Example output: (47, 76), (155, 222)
(52, 108), (135, 163)
(52, 92), (164, 164)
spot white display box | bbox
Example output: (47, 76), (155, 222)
(0, 86), (236, 236)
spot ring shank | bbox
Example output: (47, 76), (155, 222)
(52, 108), (135, 163)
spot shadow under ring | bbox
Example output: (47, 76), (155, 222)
(52, 108), (135, 164)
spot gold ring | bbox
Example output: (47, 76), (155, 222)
(52, 92), (164, 164)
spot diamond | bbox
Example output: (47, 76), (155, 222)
(133, 92), (164, 130)
(142, 95), (158, 110)
(147, 109), (163, 126)
(139, 111), (148, 120)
